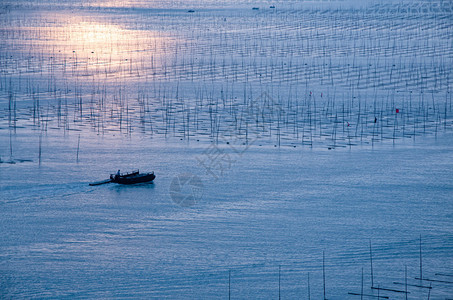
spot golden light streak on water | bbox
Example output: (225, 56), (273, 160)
(2, 12), (172, 80)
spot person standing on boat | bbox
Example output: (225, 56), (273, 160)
(117, 170), (121, 176)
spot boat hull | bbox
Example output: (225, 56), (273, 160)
(112, 172), (155, 185)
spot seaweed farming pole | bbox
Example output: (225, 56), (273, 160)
(76, 134), (80, 163)
(348, 292), (388, 299)
(9, 128), (13, 160)
(307, 273), (311, 300)
(371, 286), (409, 294)
(361, 268), (363, 300)
(323, 251), (326, 300)
(348, 268), (391, 299)
(419, 235), (423, 281)
(228, 270), (231, 300)
(38, 132), (42, 166)
(405, 266), (408, 300)
(278, 265), (282, 300)
(369, 240), (374, 288)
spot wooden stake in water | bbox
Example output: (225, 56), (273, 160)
(76, 134), (80, 163)
(419, 234), (423, 281)
(278, 265), (281, 300)
(307, 272), (311, 300)
(361, 268), (364, 300)
(9, 129), (13, 160)
(228, 270), (231, 300)
(38, 134), (42, 166)
(369, 240), (374, 288)
(405, 266), (408, 300)
(323, 251), (326, 300)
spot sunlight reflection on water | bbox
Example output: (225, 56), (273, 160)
(0, 0), (452, 298)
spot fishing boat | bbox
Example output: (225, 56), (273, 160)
(110, 170), (155, 184)
(89, 170), (155, 186)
